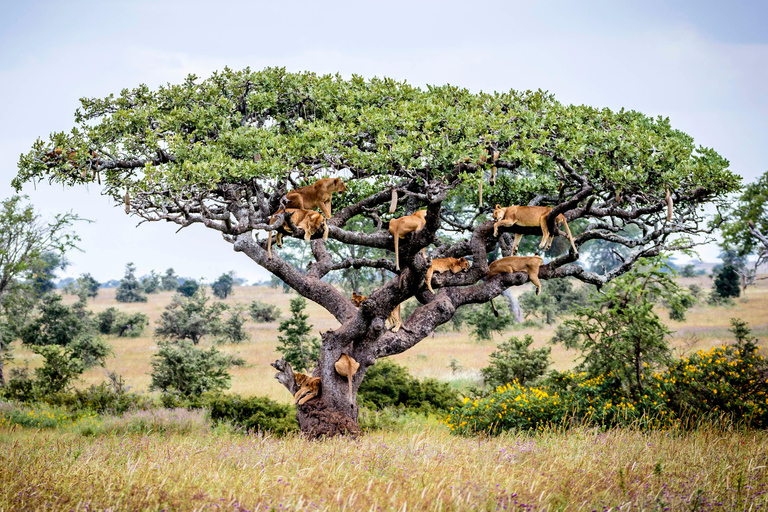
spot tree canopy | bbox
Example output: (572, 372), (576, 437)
(14, 67), (740, 435)
(719, 170), (768, 270)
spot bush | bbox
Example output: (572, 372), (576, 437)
(161, 268), (180, 291)
(19, 293), (90, 346)
(32, 345), (84, 394)
(249, 301), (281, 322)
(205, 393), (298, 435)
(276, 296), (320, 372)
(68, 333), (112, 369)
(141, 271), (161, 294)
(115, 263), (147, 303)
(480, 334), (551, 388)
(357, 359), (461, 414)
(519, 278), (589, 325)
(149, 341), (234, 398)
(96, 308), (148, 337)
(216, 304), (250, 344)
(177, 279), (199, 297)
(714, 264), (741, 298)
(465, 301), (514, 341)
(154, 290), (226, 344)
(212, 272), (235, 299)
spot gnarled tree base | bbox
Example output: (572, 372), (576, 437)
(272, 358), (360, 438)
(297, 399), (360, 439)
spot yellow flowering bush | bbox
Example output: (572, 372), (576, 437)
(448, 343), (768, 435)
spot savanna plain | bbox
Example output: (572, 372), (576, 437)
(2, 275), (767, 511)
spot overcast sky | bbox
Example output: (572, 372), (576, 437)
(1, 0), (766, 283)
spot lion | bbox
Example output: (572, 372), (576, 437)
(267, 208), (328, 259)
(350, 292), (402, 332)
(293, 372), (321, 405)
(492, 205), (577, 255)
(389, 210), (428, 270)
(285, 177), (347, 219)
(334, 354), (360, 400)
(487, 256), (544, 295)
(425, 257), (470, 293)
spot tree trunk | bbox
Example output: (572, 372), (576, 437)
(272, 345), (364, 438)
(0, 326), (4, 386)
(501, 288), (524, 323)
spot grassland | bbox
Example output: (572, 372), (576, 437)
(2, 275), (767, 510)
(7, 273), (768, 402)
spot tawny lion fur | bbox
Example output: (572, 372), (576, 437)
(334, 354), (360, 400)
(293, 372), (321, 405)
(267, 208), (328, 259)
(389, 210), (428, 271)
(487, 256), (544, 295)
(285, 177), (347, 219)
(350, 292), (402, 332)
(492, 205), (577, 255)
(425, 257), (470, 293)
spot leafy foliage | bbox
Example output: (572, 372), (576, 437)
(212, 272), (235, 299)
(249, 300), (281, 323)
(65, 273), (100, 300)
(154, 289), (226, 344)
(357, 359), (461, 413)
(149, 341), (234, 398)
(465, 301), (514, 341)
(115, 263), (147, 303)
(31, 345), (85, 394)
(19, 294), (91, 347)
(68, 333), (112, 369)
(206, 394), (297, 435)
(480, 335), (551, 388)
(161, 268), (180, 291)
(177, 279), (199, 298)
(519, 278), (590, 325)
(95, 307), (149, 337)
(276, 296), (319, 372)
(719, 170), (768, 260)
(141, 271), (161, 294)
(551, 259), (691, 398)
(215, 304), (250, 344)
(713, 265), (741, 299)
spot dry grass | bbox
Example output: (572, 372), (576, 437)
(7, 275), (768, 404)
(1, 421), (766, 510)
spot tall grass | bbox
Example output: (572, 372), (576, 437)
(1, 421), (766, 510)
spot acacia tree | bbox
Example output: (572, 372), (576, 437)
(719, 170), (768, 286)
(15, 68), (738, 436)
(0, 196), (81, 385)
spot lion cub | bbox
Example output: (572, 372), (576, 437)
(285, 177), (346, 219)
(487, 256), (543, 295)
(389, 210), (428, 271)
(293, 372), (321, 405)
(267, 208), (328, 259)
(492, 205), (577, 255)
(425, 257), (470, 293)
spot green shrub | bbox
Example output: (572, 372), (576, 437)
(249, 301), (281, 322)
(216, 304), (251, 344)
(519, 278), (589, 325)
(154, 290), (226, 344)
(205, 393), (297, 435)
(32, 345), (85, 394)
(713, 264), (741, 298)
(68, 333), (112, 369)
(19, 293), (90, 347)
(358, 359), (461, 414)
(212, 272), (235, 299)
(177, 279), (199, 297)
(115, 263), (148, 303)
(149, 341), (234, 398)
(480, 334), (551, 388)
(465, 302), (514, 341)
(276, 296), (320, 372)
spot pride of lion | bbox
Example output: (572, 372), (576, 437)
(265, 173), (580, 406)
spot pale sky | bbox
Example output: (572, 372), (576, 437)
(1, 0), (766, 283)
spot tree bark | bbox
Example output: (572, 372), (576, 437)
(0, 326), (4, 386)
(501, 289), (524, 323)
